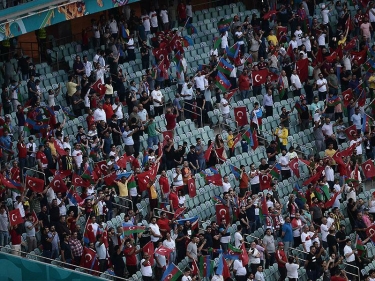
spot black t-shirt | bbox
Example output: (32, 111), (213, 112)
(139, 232), (151, 249)
(129, 124), (141, 142)
(280, 112), (289, 127)
(266, 146), (276, 162)
(238, 212), (248, 228)
(140, 47), (149, 59)
(164, 144), (175, 161)
(111, 251), (125, 268)
(108, 57), (118, 75)
(41, 233), (52, 251)
(259, 164), (269, 172)
(327, 233), (337, 255)
(61, 241), (72, 260)
(306, 253), (318, 270)
(109, 121), (121, 137)
(335, 230), (346, 250)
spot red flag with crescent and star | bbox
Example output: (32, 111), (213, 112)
(155, 245), (174, 256)
(72, 173), (90, 188)
(289, 158), (300, 178)
(366, 225), (375, 243)
(191, 260), (199, 276)
(80, 247), (100, 270)
(342, 88), (353, 106)
(344, 125), (357, 141)
(91, 79), (106, 96)
(215, 204), (230, 223)
(143, 241), (155, 266)
(49, 174), (68, 193)
(362, 159), (375, 178)
(252, 69), (268, 86)
(234, 106), (248, 126)
(84, 219), (96, 244)
(95, 160), (109, 176)
(204, 141), (213, 161)
(25, 175), (45, 193)
(8, 208), (24, 226)
(259, 173), (272, 190)
(116, 154), (128, 169)
(187, 178), (197, 197)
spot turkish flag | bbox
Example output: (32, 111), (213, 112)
(241, 243), (249, 267)
(289, 158), (300, 178)
(188, 178), (197, 197)
(259, 173), (272, 190)
(232, 132), (242, 151)
(155, 245), (173, 256)
(53, 140), (67, 156)
(50, 169), (71, 179)
(72, 173), (90, 188)
(206, 174), (223, 186)
(8, 209), (24, 226)
(95, 160), (109, 176)
(324, 51), (338, 63)
(351, 49), (367, 64)
(137, 172), (151, 192)
(344, 125), (357, 141)
(234, 106), (248, 126)
(116, 154), (128, 169)
(101, 228), (109, 248)
(204, 141), (213, 162)
(324, 192), (340, 209)
(84, 220), (96, 244)
(104, 172), (117, 186)
(263, 9), (277, 20)
(92, 79), (106, 96)
(191, 260), (199, 276)
(342, 88), (353, 106)
(173, 207), (186, 219)
(302, 170), (322, 186)
(296, 58), (309, 82)
(215, 204), (230, 223)
(49, 174), (68, 193)
(344, 36), (357, 51)
(143, 241), (155, 266)
(277, 26), (287, 40)
(80, 247), (99, 270)
(25, 175), (45, 193)
(362, 159), (375, 178)
(252, 69), (268, 86)
(339, 142), (358, 158)
(366, 225), (375, 243)
(251, 129), (258, 150)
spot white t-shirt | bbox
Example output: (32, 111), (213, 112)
(233, 259), (247, 276)
(151, 90), (163, 107)
(316, 78), (327, 92)
(235, 31), (244, 44)
(72, 149), (83, 167)
(294, 30), (303, 46)
(344, 245), (355, 262)
(220, 98), (230, 114)
(325, 166), (334, 181)
(279, 155), (290, 170)
(122, 130), (134, 145)
(320, 223), (329, 242)
(194, 75), (205, 91)
(160, 10), (169, 23)
(149, 223), (161, 242)
(109, 20), (118, 34)
(26, 142), (36, 157)
(318, 33), (326, 46)
(322, 123), (333, 137)
(286, 263), (299, 278)
(140, 259), (153, 276)
(222, 181), (231, 193)
(289, 40), (298, 50)
(221, 32), (229, 49)
(370, 8), (375, 22)
(14, 201), (25, 218)
(138, 109), (148, 123)
(186, 5), (193, 17)
(141, 15), (151, 31)
(173, 173), (183, 186)
(249, 247), (260, 264)
(93, 108), (106, 122)
(149, 11), (158, 27)
(95, 241), (107, 259)
(292, 219), (302, 237)
(322, 9), (330, 24)
(301, 232), (312, 252)
(112, 103), (124, 119)
(234, 232), (243, 248)
(250, 171), (260, 185)
(350, 138), (362, 155)
(290, 74), (302, 90)
(163, 239), (176, 250)
(56, 197), (67, 216)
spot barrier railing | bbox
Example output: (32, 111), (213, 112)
(182, 100), (203, 128)
(0, 246), (130, 280)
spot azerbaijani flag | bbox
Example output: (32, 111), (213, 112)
(217, 58), (234, 76)
(229, 164), (241, 180)
(123, 225), (146, 236)
(355, 235), (366, 257)
(161, 263), (182, 281)
(199, 255), (211, 278)
(217, 18), (232, 33)
(215, 71), (231, 91)
(242, 128), (253, 146)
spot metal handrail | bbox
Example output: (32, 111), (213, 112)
(0, 246), (129, 280)
(289, 247), (360, 278)
(116, 196), (133, 212)
(23, 167), (46, 185)
(182, 100), (203, 127)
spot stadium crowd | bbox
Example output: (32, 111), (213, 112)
(3, 0), (375, 281)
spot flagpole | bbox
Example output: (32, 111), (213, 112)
(364, 97), (375, 111)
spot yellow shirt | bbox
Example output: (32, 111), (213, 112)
(325, 149), (336, 158)
(117, 181), (128, 197)
(227, 134), (234, 148)
(267, 35), (278, 46)
(275, 127), (288, 145)
(48, 142), (57, 157)
(149, 184), (158, 199)
(338, 37), (346, 46)
(66, 82), (78, 97)
(369, 75), (375, 89)
(105, 84), (113, 96)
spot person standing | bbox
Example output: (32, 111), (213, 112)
(25, 213), (38, 252)
(286, 256), (299, 281)
(0, 205), (9, 247)
(276, 242), (287, 281)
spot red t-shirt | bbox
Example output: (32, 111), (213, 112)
(276, 249), (287, 267)
(330, 276), (347, 281)
(159, 176), (170, 194)
(17, 142), (27, 159)
(86, 115), (95, 129)
(169, 192), (179, 210)
(178, 3), (187, 19)
(36, 151), (48, 166)
(10, 167), (20, 182)
(157, 218), (171, 233)
(165, 113), (177, 130)
(238, 74), (250, 91)
(103, 103), (114, 121)
(123, 247), (137, 265)
(10, 229), (22, 245)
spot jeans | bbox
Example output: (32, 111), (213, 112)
(283, 241), (292, 255)
(0, 230), (9, 246)
(239, 90), (248, 100)
(306, 269), (319, 281)
(198, 158), (206, 171)
(147, 135), (159, 149)
(265, 252), (275, 269)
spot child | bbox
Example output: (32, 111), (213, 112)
(227, 130), (234, 157)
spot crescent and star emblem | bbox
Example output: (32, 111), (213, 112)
(365, 164), (371, 171)
(236, 110), (244, 119)
(11, 214), (17, 222)
(255, 74), (261, 82)
(85, 253), (92, 263)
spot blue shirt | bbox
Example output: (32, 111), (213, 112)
(282, 223), (293, 242)
(0, 135), (11, 149)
